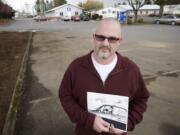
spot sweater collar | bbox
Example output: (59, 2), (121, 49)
(81, 51), (126, 74)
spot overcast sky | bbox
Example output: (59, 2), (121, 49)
(5, 0), (86, 11)
(5, 0), (118, 12)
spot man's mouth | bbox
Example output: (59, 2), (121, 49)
(99, 46), (110, 52)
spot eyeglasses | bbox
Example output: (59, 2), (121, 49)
(94, 34), (121, 44)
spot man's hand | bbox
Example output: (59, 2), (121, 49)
(93, 116), (110, 133)
(109, 124), (126, 135)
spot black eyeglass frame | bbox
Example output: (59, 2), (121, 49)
(93, 34), (122, 43)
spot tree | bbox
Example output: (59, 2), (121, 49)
(154, 0), (180, 16)
(127, 0), (151, 23)
(45, 0), (53, 10)
(81, 0), (103, 11)
(53, 0), (67, 7)
(78, 2), (83, 7)
(34, 0), (47, 15)
(34, 0), (40, 14)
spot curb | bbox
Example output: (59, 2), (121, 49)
(2, 32), (33, 135)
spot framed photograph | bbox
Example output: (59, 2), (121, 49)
(87, 92), (129, 132)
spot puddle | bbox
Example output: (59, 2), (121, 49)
(143, 75), (157, 85)
(150, 92), (175, 104)
(14, 58), (52, 135)
(143, 69), (180, 85)
(159, 122), (180, 135)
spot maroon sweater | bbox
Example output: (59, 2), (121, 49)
(59, 51), (149, 135)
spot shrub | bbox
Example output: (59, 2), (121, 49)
(137, 18), (143, 23)
(92, 14), (99, 20)
(127, 18), (132, 24)
(99, 15), (103, 20)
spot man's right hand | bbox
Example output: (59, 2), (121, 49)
(93, 116), (110, 133)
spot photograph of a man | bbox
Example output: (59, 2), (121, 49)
(59, 18), (150, 135)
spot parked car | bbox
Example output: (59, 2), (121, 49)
(155, 15), (180, 25)
(62, 15), (71, 21)
(34, 15), (48, 22)
(148, 13), (160, 17)
(80, 13), (90, 21)
(71, 15), (80, 21)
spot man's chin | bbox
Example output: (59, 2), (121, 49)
(98, 52), (110, 60)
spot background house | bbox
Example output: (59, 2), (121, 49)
(163, 5), (180, 15)
(117, 4), (160, 16)
(45, 3), (83, 18)
(97, 7), (119, 18)
(101, 0), (154, 8)
(138, 5), (160, 16)
(95, 4), (160, 19)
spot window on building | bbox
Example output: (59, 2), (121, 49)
(112, 11), (116, 14)
(75, 11), (78, 15)
(146, 10), (148, 14)
(102, 11), (106, 14)
(67, 8), (71, 11)
(140, 11), (143, 14)
(60, 12), (63, 16)
(122, 2), (126, 5)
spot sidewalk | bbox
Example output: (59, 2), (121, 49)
(14, 31), (180, 135)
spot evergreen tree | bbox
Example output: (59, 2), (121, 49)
(34, 0), (46, 15)
(53, 0), (67, 7)
(35, 0), (40, 14)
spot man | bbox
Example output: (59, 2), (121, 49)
(59, 18), (149, 135)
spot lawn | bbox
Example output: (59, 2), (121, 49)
(0, 32), (29, 134)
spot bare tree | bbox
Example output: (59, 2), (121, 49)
(127, 0), (151, 23)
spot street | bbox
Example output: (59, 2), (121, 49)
(1, 19), (180, 135)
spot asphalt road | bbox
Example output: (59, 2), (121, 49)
(1, 19), (180, 135)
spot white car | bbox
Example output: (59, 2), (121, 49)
(62, 15), (71, 21)
(155, 15), (180, 25)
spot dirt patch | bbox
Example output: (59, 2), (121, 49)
(0, 32), (29, 134)
(0, 19), (14, 26)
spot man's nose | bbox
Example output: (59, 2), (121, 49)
(102, 38), (109, 46)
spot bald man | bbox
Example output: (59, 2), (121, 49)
(59, 18), (149, 135)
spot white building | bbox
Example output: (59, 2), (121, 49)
(163, 5), (180, 15)
(96, 4), (160, 19)
(101, 0), (154, 8)
(97, 7), (119, 18)
(138, 5), (160, 16)
(46, 3), (83, 18)
(116, 4), (160, 16)
(101, 0), (128, 8)
(23, 3), (36, 15)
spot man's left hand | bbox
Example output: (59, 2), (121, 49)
(109, 124), (126, 135)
